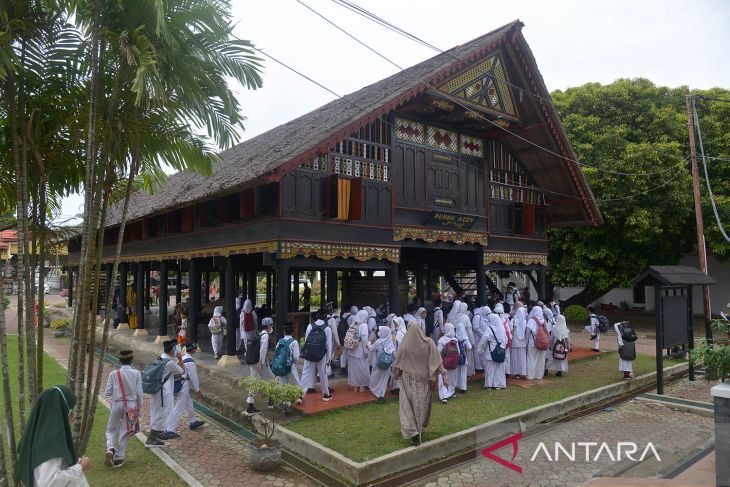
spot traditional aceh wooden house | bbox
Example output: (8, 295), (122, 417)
(67, 20), (601, 362)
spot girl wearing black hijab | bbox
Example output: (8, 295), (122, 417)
(17, 385), (91, 486)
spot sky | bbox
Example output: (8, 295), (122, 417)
(57, 0), (730, 222)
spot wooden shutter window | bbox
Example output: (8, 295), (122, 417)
(337, 177), (351, 220)
(181, 207), (194, 232)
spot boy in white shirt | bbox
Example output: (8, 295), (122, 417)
(165, 342), (205, 437)
(105, 350), (143, 468)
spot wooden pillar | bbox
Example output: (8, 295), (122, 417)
(204, 271), (210, 303)
(105, 264), (113, 310)
(537, 268), (547, 302)
(415, 254), (424, 304)
(224, 257), (237, 358)
(175, 266), (182, 305)
(476, 247), (487, 306)
(136, 263), (145, 331)
(220, 268), (226, 299)
(266, 271), (273, 306)
(119, 263), (127, 312)
(327, 269), (338, 308)
(144, 265), (151, 310)
(67, 268), (74, 307)
(158, 260), (169, 338)
(189, 259), (201, 342)
(275, 260), (289, 339)
(389, 261), (400, 315)
(248, 270), (257, 306)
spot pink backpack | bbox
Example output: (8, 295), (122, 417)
(441, 340), (460, 370)
(533, 319), (551, 351)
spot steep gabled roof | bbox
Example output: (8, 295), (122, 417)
(109, 20), (601, 227)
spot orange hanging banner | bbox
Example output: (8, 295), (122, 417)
(338, 177), (351, 220)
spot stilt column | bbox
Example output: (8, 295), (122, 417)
(134, 263), (148, 336)
(219, 256), (238, 366)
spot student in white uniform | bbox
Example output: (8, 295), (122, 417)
(165, 342), (205, 437)
(454, 321), (473, 393)
(586, 305), (601, 352)
(509, 300), (528, 378)
(275, 322), (304, 395)
(437, 323), (459, 403)
(243, 318), (275, 415)
(391, 316), (407, 394)
(146, 340), (185, 446)
(17, 385), (91, 487)
(416, 307), (428, 335)
(432, 299), (444, 342)
(546, 315), (570, 376)
(493, 304), (512, 376)
(105, 350), (143, 468)
(615, 321), (636, 380)
(525, 306), (548, 381)
(403, 303), (417, 328)
(479, 313), (509, 389)
(207, 305), (226, 360)
(471, 306), (489, 372)
(347, 309), (371, 392)
(369, 325), (395, 401)
(238, 298), (258, 352)
(301, 311), (334, 401)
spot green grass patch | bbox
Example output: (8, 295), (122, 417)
(286, 353), (675, 461)
(0, 335), (180, 487)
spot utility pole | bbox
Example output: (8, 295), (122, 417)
(685, 91), (713, 343)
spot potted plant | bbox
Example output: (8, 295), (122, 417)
(51, 318), (70, 338)
(690, 319), (730, 383)
(238, 376), (302, 471)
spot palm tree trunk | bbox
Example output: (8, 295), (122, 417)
(78, 160), (138, 454)
(24, 163), (37, 404)
(0, 266), (18, 485)
(36, 173), (47, 394)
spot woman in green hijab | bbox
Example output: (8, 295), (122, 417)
(17, 385), (91, 487)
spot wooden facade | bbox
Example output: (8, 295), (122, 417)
(67, 21), (601, 358)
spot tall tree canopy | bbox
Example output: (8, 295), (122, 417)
(548, 79), (730, 305)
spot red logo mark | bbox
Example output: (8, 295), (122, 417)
(481, 432), (523, 474)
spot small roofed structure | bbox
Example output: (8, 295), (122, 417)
(632, 265), (715, 395)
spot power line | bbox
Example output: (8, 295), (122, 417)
(692, 95), (730, 242)
(300, 0), (686, 178)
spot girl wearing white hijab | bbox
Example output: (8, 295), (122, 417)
(455, 302), (476, 376)
(454, 321), (473, 392)
(238, 299), (257, 352)
(546, 315), (570, 376)
(391, 317), (408, 394)
(208, 306), (226, 359)
(509, 301), (528, 378)
(471, 306), (490, 372)
(368, 326), (396, 400)
(478, 313), (509, 389)
(415, 307), (427, 335)
(365, 306), (378, 367)
(446, 301), (461, 329)
(347, 309), (371, 391)
(436, 323), (459, 403)
(526, 305), (548, 380)
(543, 307), (555, 335)
(340, 306), (358, 370)
(493, 304), (512, 376)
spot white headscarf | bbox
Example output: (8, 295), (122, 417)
(552, 315), (570, 340)
(493, 303), (504, 315)
(487, 313), (507, 344)
(447, 300), (462, 326)
(213, 306), (223, 317)
(443, 322), (456, 338)
(377, 325), (395, 354)
(527, 305), (545, 334)
(513, 305), (527, 340)
(355, 309), (369, 324)
(543, 307), (555, 333)
(394, 317), (407, 344)
(242, 299), (253, 313)
(386, 313), (396, 329)
(455, 322), (469, 341)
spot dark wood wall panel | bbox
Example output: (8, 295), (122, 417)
(394, 142), (426, 207)
(282, 169), (327, 218)
(363, 181), (392, 225)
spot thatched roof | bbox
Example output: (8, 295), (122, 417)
(108, 20), (601, 228)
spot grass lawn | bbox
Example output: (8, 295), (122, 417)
(286, 353), (676, 461)
(0, 335), (180, 487)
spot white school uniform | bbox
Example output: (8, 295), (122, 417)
(479, 320), (508, 389)
(105, 365), (143, 461)
(149, 354), (184, 431)
(586, 313), (601, 350)
(454, 322), (473, 391)
(509, 307), (528, 376)
(166, 352), (200, 432)
(243, 330), (274, 404)
(614, 323), (634, 373)
(368, 327), (394, 398)
(432, 307), (444, 342)
(34, 458), (89, 487)
(346, 321), (370, 388)
(526, 311), (547, 381)
(277, 335), (304, 393)
(301, 321), (333, 396)
(208, 309), (226, 357)
(437, 334), (458, 400)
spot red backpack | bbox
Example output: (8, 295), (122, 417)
(242, 311), (254, 332)
(441, 340), (460, 370)
(533, 319), (551, 350)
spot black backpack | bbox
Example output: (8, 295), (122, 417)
(594, 314), (609, 333)
(245, 334), (262, 365)
(337, 314), (349, 344)
(425, 308), (436, 337)
(619, 322), (638, 342)
(301, 323), (328, 362)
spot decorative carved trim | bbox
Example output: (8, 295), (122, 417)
(104, 241), (278, 264)
(393, 226), (488, 246)
(280, 241), (400, 263)
(484, 251), (547, 266)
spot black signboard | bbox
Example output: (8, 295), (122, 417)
(424, 211), (477, 229)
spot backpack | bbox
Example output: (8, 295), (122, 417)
(376, 348), (394, 370)
(343, 324), (361, 350)
(441, 340), (460, 370)
(242, 310), (254, 332)
(338, 313), (350, 343)
(209, 316), (222, 334)
(594, 314), (609, 333)
(245, 335), (262, 365)
(488, 327), (506, 363)
(142, 357), (172, 394)
(425, 309), (435, 337)
(271, 337), (294, 376)
(552, 338), (568, 360)
(619, 322), (638, 342)
(301, 324), (327, 362)
(173, 357), (195, 394)
(534, 319), (551, 350)
(619, 341), (636, 361)
(457, 340), (467, 366)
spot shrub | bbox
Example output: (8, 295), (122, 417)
(239, 376), (303, 446)
(50, 318), (70, 330)
(2, 296), (9, 309)
(53, 302), (67, 308)
(564, 304), (589, 322)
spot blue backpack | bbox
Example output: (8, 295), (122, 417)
(271, 337), (294, 376)
(142, 357), (172, 394)
(458, 340), (467, 366)
(376, 349), (394, 370)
